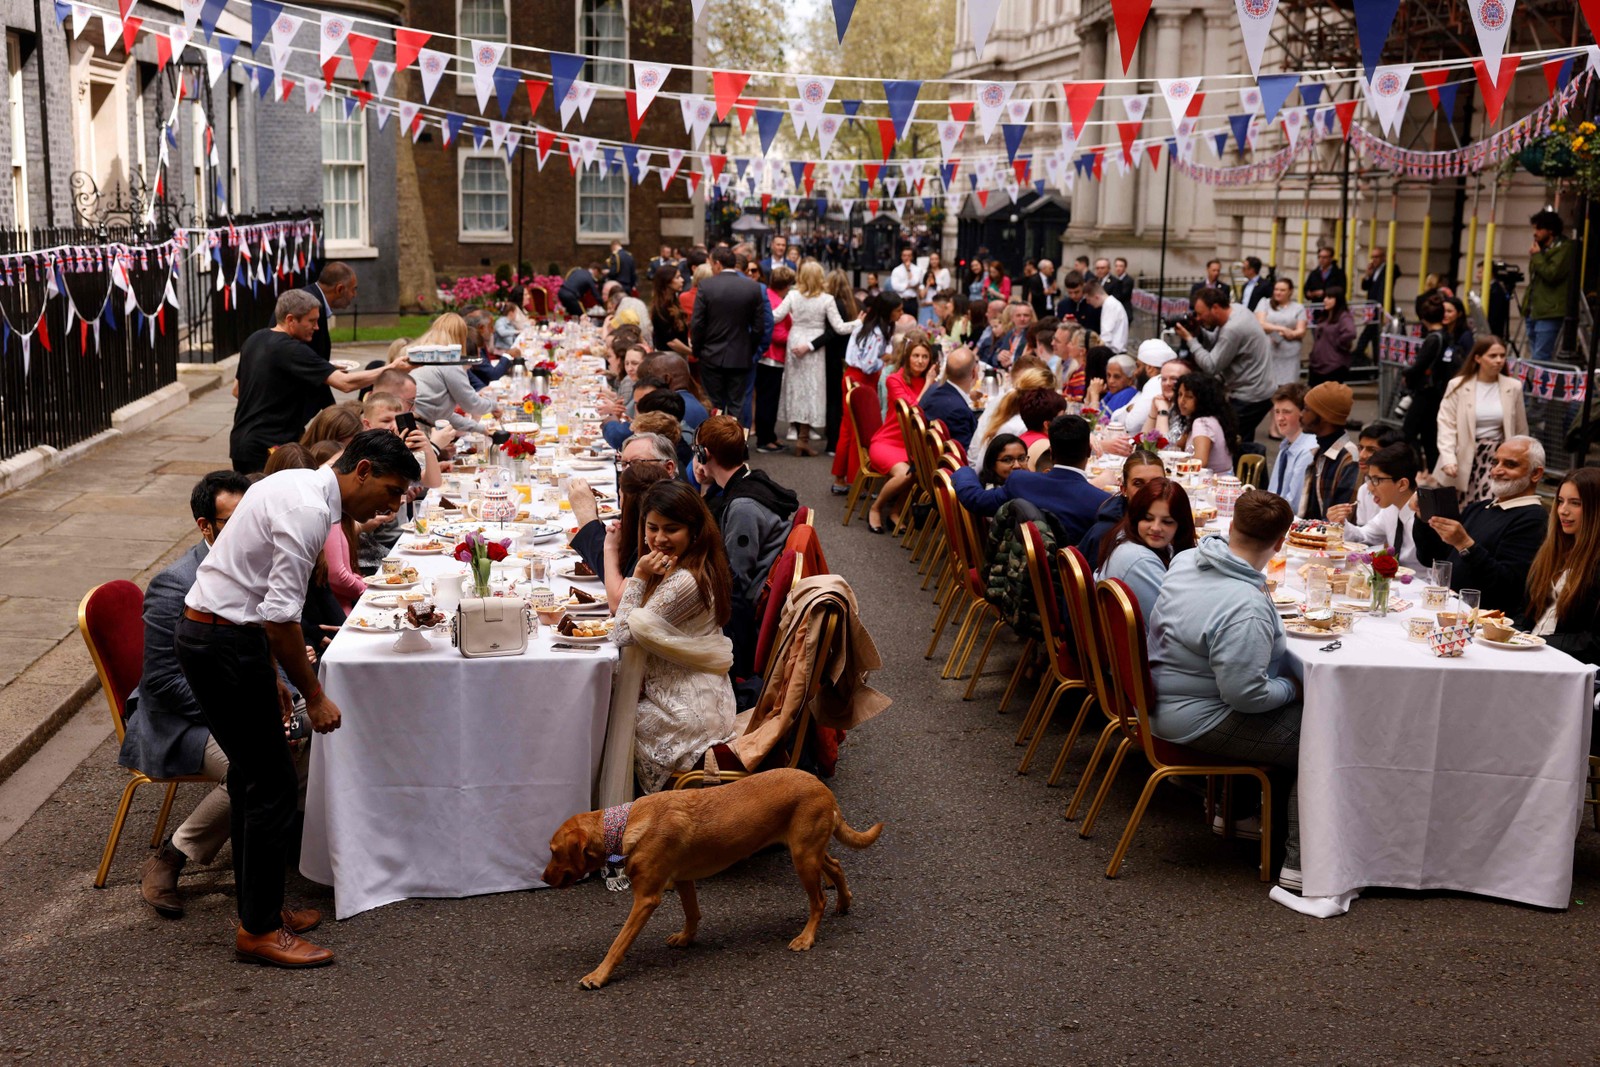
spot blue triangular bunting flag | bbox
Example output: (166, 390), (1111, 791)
(218, 37), (238, 72)
(250, 0), (281, 52)
(1257, 74), (1299, 123)
(939, 161), (957, 188)
(51, 0), (69, 23)
(493, 67), (522, 119)
(342, 95), (357, 119)
(734, 157), (750, 180)
(548, 53), (587, 112)
(622, 145), (640, 183)
(199, 0), (228, 42)
(1352, 0), (1401, 81)
(1001, 123), (1026, 163)
(1213, 131), (1229, 157)
(883, 80), (922, 138)
(830, 0), (857, 43)
(473, 125), (489, 150)
(603, 146), (618, 173)
(790, 161), (806, 188)
(1299, 82), (1324, 107)
(443, 113), (465, 145)
(754, 109), (783, 156)
(841, 99), (861, 119)
(1436, 81), (1459, 118)
(1229, 113), (1253, 152)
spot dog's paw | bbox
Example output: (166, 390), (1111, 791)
(787, 934), (815, 952)
(579, 970), (609, 989)
(665, 931), (695, 948)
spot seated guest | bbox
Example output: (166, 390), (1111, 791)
(952, 414), (1110, 543)
(1096, 354), (1141, 417)
(1518, 467), (1600, 666)
(611, 480), (740, 793)
(1353, 423), (1405, 524)
(492, 286), (532, 350)
(1413, 435), (1549, 613)
(1175, 372), (1239, 475)
(603, 373), (670, 450)
(411, 313), (500, 433)
(1327, 442), (1423, 572)
(569, 434), (677, 587)
(120, 472), (252, 916)
(1096, 477), (1198, 622)
(1017, 387), (1067, 450)
(957, 433), (1028, 514)
(1149, 490), (1304, 890)
(1079, 449), (1167, 554)
(1119, 339), (1178, 434)
(1299, 381), (1359, 520)
(1266, 384), (1316, 510)
(361, 392), (443, 489)
(464, 309), (512, 389)
(633, 389), (694, 476)
(638, 352), (710, 435)
(298, 402), (362, 451)
(694, 415), (800, 676)
(967, 365), (1058, 473)
(371, 366), (456, 457)
(919, 344), (981, 450)
(867, 330), (938, 533)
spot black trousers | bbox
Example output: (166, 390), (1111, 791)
(701, 364), (750, 420)
(754, 363), (785, 447)
(824, 335), (846, 451)
(1231, 396), (1274, 443)
(175, 617), (299, 935)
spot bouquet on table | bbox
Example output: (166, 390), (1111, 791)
(1131, 431), (1168, 454)
(518, 394), (551, 421)
(454, 531), (512, 597)
(499, 433), (537, 459)
(1350, 547), (1409, 616)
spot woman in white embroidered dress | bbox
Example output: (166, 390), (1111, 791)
(775, 260), (857, 457)
(610, 480), (738, 793)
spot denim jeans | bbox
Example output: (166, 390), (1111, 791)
(1527, 318), (1562, 362)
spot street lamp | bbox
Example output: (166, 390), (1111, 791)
(706, 119), (734, 243)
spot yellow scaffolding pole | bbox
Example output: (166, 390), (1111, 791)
(1347, 215), (1360, 281)
(1269, 218), (1281, 267)
(1384, 219), (1398, 315)
(1463, 216), (1479, 292)
(1332, 217), (1343, 268)
(1367, 216), (1378, 263)
(1417, 215), (1432, 287)
(1583, 212), (1593, 294)
(1298, 218), (1309, 285)
(1481, 221), (1497, 312)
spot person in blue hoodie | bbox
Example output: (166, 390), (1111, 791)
(1147, 489), (1305, 890)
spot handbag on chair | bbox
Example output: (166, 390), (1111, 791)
(451, 597), (532, 658)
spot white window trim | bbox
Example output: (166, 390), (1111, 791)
(455, 0), (510, 95)
(575, 163), (629, 242)
(457, 149), (513, 244)
(322, 99), (372, 253)
(574, 0), (629, 90)
(6, 33), (28, 230)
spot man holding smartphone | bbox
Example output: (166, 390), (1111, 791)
(176, 430), (419, 967)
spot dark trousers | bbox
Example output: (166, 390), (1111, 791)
(174, 617), (299, 935)
(1231, 396), (1274, 443)
(754, 363), (785, 447)
(824, 337), (846, 451)
(901, 295), (919, 321)
(557, 292), (584, 316)
(701, 364), (750, 421)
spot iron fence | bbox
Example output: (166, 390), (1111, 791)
(179, 209), (323, 363)
(0, 226), (178, 463)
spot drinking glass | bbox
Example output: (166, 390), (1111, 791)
(1431, 561), (1453, 590)
(1307, 571), (1332, 611)
(1458, 588), (1481, 632)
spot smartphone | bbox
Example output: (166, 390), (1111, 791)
(395, 411), (418, 435)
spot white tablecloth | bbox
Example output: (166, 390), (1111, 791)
(300, 458), (622, 919)
(1285, 604), (1595, 907)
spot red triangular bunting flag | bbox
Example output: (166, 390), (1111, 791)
(536, 129), (556, 161)
(1117, 120), (1143, 164)
(156, 33), (171, 72)
(1146, 143), (1161, 168)
(1091, 146), (1105, 180)
(36, 312), (50, 353)
(1109, 0), (1152, 73)
(280, 78), (295, 103)
(1184, 90), (1205, 119)
(1582, 0), (1600, 41)
(1543, 56), (1569, 96)
(393, 29), (431, 72)
(867, 198), (880, 214)
(735, 99), (754, 134)
(948, 101), (974, 123)
(625, 90), (644, 139)
(1472, 56), (1520, 125)
(1012, 158), (1030, 183)
(686, 171), (702, 196)
(862, 163), (881, 185)
(347, 33), (379, 82)
(975, 190), (989, 208)
(526, 79), (548, 115)
(322, 57), (340, 89)
(353, 89), (372, 110)
(1063, 81), (1105, 137)
(117, 0), (133, 19)
(760, 193), (771, 212)
(708, 154), (727, 181)
(1419, 69), (1449, 109)
(120, 15), (141, 53)
(712, 71), (751, 120)
(876, 118), (896, 160)
(1334, 99), (1359, 140)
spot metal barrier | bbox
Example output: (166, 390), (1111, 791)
(179, 210), (323, 363)
(0, 226), (179, 462)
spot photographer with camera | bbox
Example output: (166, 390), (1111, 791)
(1524, 209), (1574, 362)
(1173, 286), (1276, 442)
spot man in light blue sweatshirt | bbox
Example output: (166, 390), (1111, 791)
(1148, 490), (1305, 888)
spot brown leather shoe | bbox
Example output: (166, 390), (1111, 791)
(235, 925), (335, 968)
(138, 842), (187, 918)
(281, 907), (321, 934)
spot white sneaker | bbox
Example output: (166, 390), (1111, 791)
(1278, 865), (1303, 891)
(1211, 812), (1263, 841)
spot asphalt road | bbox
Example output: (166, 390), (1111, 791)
(3, 446), (1599, 1065)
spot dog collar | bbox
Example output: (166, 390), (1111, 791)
(601, 802), (631, 861)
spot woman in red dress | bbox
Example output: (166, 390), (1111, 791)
(866, 329), (936, 533)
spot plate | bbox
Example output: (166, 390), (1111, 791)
(527, 523), (565, 542)
(401, 541), (450, 554)
(345, 612), (398, 633)
(366, 592), (427, 609)
(1284, 620), (1351, 638)
(596, 506), (621, 520)
(1475, 633), (1547, 651)
(557, 564), (602, 582)
(551, 632), (612, 645)
(363, 574), (420, 589)
(567, 459), (607, 471)
(563, 598), (609, 614)
(332, 359), (361, 372)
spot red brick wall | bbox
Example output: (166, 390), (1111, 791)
(404, 0), (694, 281)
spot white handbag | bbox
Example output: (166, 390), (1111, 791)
(451, 597), (531, 658)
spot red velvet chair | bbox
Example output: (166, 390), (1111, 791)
(78, 581), (210, 888)
(753, 548), (801, 678)
(784, 523), (829, 578)
(841, 382), (887, 527)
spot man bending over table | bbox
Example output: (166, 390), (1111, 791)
(1413, 435), (1548, 613)
(1148, 490), (1305, 891)
(176, 430), (418, 967)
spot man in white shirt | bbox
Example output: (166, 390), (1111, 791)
(1266, 384), (1318, 513)
(1118, 338), (1178, 435)
(176, 429), (419, 968)
(889, 246), (921, 321)
(1083, 278), (1129, 353)
(1329, 441), (1423, 571)
(921, 251), (952, 321)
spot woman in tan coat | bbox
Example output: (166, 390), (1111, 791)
(1434, 336), (1527, 505)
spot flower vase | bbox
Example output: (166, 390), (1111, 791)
(1369, 576), (1391, 617)
(508, 455), (530, 483)
(472, 557), (493, 599)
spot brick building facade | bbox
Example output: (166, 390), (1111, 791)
(402, 0), (695, 282)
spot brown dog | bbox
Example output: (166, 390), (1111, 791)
(542, 768), (883, 989)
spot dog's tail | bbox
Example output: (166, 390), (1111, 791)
(832, 814), (883, 850)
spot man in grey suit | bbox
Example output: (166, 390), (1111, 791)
(119, 471), (252, 917)
(690, 247), (772, 417)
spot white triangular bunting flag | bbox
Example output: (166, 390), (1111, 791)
(70, 4), (91, 39)
(795, 74), (834, 134)
(816, 113), (841, 155)
(468, 39), (505, 113)
(1156, 78), (1202, 128)
(398, 100), (420, 134)
(416, 47), (450, 104)
(1280, 105), (1305, 143)
(633, 62), (670, 117)
(975, 81), (1012, 140)
(1467, 0), (1517, 77)
(575, 81), (598, 121)
(1005, 97), (1031, 126)
(371, 60), (394, 98)
(969, 0), (1002, 57)
(505, 132), (521, 159)
(680, 94), (698, 134)
(303, 79), (324, 113)
(1238, 86), (1262, 114)
(179, 0), (203, 36)
(319, 12), (352, 66)
(1363, 64), (1413, 137)
(490, 120), (508, 151)
(1122, 94), (1148, 121)
(375, 104), (392, 130)
(787, 98), (810, 138)
(204, 46), (224, 86)
(1234, 0), (1281, 78)
(937, 119), (964, 158)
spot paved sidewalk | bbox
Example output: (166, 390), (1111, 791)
(0, 382), (238, 780)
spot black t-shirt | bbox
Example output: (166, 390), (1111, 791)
(230, 328), (337, 470)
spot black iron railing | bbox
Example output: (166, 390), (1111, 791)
(0, 225), (179, 463)
(179, 209), (324, 364)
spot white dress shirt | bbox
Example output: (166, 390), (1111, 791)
(890, 263), (920, 300)
(1096, 296), (1130, 353)
(187, 467), (343, 625)
(1342, 495), (1421, 572)
(1117, 374), (1165, 434)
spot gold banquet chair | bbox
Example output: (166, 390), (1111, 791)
(1235, 453), (1267, 489)
(78, 581), (211, 888)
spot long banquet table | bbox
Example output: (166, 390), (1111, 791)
(1281, 595), (1595, 907)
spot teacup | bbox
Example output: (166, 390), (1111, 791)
(1421, 585), (1449, 610)
(1406, 617), (1433, 641)
(380, 556), (404, 576)
(1332, 607), (1357, 632)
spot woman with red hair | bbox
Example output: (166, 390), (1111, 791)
(1095, 477), (1198, 622)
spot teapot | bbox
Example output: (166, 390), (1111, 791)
(465, 467), (520, 524)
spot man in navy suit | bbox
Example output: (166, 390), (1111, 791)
(951, 412), (1110, 543)
(918, 345), (980, 450)
(119, 472), (252, 917)
(300, 261), (357, 363)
